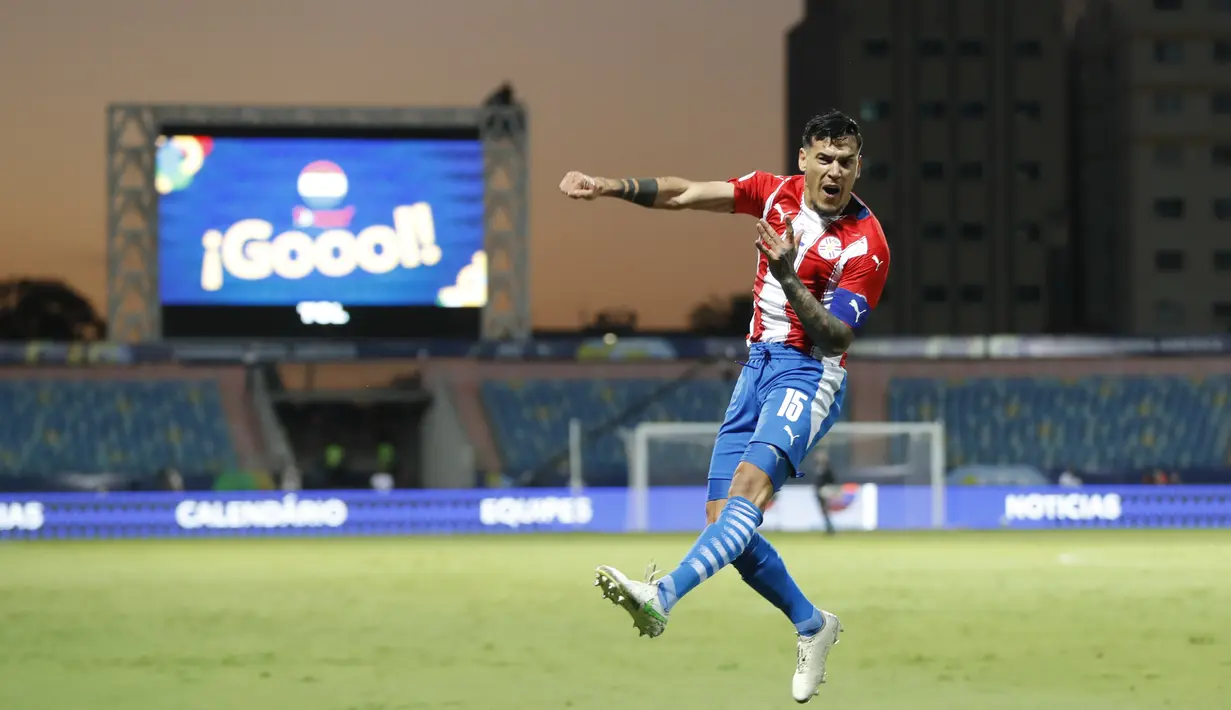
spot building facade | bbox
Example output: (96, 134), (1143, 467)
(787, 0), (1071, 335)
(1074, 0), (1231, 334)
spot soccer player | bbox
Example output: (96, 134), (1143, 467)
(811, 448), (839, 536)
(559, 110), (890, 703)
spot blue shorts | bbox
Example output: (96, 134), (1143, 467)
(706, 342), (848, 501)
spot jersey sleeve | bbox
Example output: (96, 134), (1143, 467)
(727, 170), (783, 217)
(826, 238), (890, 332)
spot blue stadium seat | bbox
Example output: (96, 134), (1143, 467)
(481, 379), (736, 486)
(888, 375), (1231, 471)
(0, 378), (238, 483)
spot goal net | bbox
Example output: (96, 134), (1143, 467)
(625, 421), (946, 532)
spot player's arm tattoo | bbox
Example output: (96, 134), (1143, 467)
(616, 178), (659, 208)
(777, 272), (854, 356)
(597, 176), (732, 211)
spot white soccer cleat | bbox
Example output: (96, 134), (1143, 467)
(593, 563), (669, 638)
(791, 610), (843, 703)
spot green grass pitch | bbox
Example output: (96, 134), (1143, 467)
(1, 530), (1228, 710)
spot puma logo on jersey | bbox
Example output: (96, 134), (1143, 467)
(871, 255), (883, 271)
(783, 426), (801, 447)
(850, 299), (867, 322)
(774, 203), (800, 223)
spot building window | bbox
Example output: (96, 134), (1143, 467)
(919, 101), (947, 119)
(1215, 40), (1231, 63)
(864, 161), (890, 180)
(960, 223), (986, 241)
(1213, 304), (1231, 335)
(1153, 0), (1182, 9)
(1154, 197), (1186, 219)
(1213, 145), (1231, 167)
(860, 100), (892, 121)
(1015, 285), (1042, 303)
(922, 223), (947, 241)
(1154, 93), (1185, 115)
(864, 38), (891, 57)
(1015, 101), (1042, 121)
(918, 39), (945, 57)
(1018, 223), (1041, 243)
(958, 162), (984, 180)
(921, 162), (945, 179)
(960, 285), (985, 303)
(922, 286), (948, 303)
(1015, 40), (1042, 58)
(1213, 93), (1231, 114)
(959, 102), (987, 119)
(1017, 162), (1042, 182)
(1154, 143), (1184, 167)
(957, 40), (985, 57)
(1155, 300), (1186, 327)
(1154, 40), (1185, 64)
(1215, 197), (1231, 221)
(1215, 250), (1231, 271)
(1155, 250), (1185, 272)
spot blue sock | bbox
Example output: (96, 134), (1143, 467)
(733, 533), (824, 636)
(657, 497), (762, 612)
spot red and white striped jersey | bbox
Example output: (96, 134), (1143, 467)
(730, 170), (890, 365)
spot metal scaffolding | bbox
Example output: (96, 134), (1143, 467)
(105, 101), (529, 342)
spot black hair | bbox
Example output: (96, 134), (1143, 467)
(801, 110), (863, 152)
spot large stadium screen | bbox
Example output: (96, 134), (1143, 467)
(155, 127), (485, 338)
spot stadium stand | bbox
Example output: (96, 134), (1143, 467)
(481, 378), (736, 485)
(479, 372), (1231, 486)
(0, 378), (236, 475)
(889, 375), (1231, 471)
(0, 370), (246, 491)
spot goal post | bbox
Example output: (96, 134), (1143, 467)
(626, 421), (946, 532)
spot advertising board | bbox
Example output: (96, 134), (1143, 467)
(3, 486), (1226, 540)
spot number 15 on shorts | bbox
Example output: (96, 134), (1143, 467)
(776, 388), (809, 422)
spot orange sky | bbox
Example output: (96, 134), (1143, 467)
(0, 0), (803, 330)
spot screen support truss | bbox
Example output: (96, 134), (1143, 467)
(105, 102), (530, 342)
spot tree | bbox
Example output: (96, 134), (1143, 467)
(583, 307), (638, 335)
(688, 297), (729, 334)
(688, 293), (753, 336)
(0, 279), (107, 341)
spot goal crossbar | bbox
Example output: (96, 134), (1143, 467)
(627, 420), (946, 532)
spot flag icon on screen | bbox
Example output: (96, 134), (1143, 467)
(292, 160), (356, 229)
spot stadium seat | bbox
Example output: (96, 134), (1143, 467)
(481, 378), (736, 486)
(888, 375), (1231, 472)
(0, 378), (238, 485)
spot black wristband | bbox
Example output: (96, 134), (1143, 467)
(618, 178), (658, 207)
